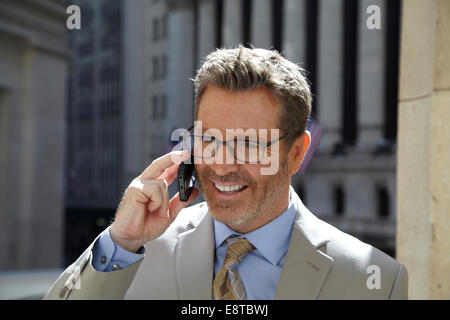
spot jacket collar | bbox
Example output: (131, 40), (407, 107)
(175, 208), (215, 299)
(274, 189), (333, 299)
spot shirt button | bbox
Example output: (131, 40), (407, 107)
(101, 256), (107, 264)
(112, 264), (121, 271)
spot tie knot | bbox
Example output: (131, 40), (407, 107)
(223, 237), (255, 266)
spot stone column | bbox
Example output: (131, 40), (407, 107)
(198, 0), (216, 65)
(283, 0), (307, 64)
(397, 0), (450, 299)
(223, 0), (242, 47)
(356, 0), (386, 152)
(315, 0), (344, 153)
(0, 1), (68, 270)
(167, 0), (195, 132)
(251, 0), (271, 48)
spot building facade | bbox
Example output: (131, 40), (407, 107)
(150, 0), (402, 256)
(64, 0), (401, 264)
(65, 0), (127, 264)
(0, 0), (69, 270)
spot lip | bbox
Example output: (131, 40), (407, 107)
(210, 181), (249, 199)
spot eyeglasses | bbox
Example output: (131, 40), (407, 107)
(183, 125), (289, 164)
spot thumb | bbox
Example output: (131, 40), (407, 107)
(168, 187), (200, 220)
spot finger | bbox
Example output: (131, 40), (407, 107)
(158, 162), (182, 186)
(134, 178), (169, 218)
(141, 150), (190, 180)
(158, 178), (170, 218)
(148, 179), (169, 218)
(168, 187), (200, 220)
(143, 180), (165, 213)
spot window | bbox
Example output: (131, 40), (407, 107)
(152, 95), (159, 119)
(151, 94), (167, 119)
(333, 185), (345, 216)
(160, 94), (167, 119)
(79, 101), (92, 121)
(162, 14), (168, 38)
(78, 64), (93, 88)
(152, 56), (159, 80)
(78, 37), (93, 56)
(152, 17), (160, 41)
(101, 0), (121, 50)
(162, 54), (168, 79)
(376, 185), (390, 218)
(100, 63), (119, 84)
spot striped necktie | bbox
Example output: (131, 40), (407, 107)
(212, 237), (255, 300)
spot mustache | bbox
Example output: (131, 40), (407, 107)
(198, 168), (254, 185)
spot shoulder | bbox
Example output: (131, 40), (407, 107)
(317, 218), (407, 298)
(323, 220), (397, 268)
(292, 189), (403, 289)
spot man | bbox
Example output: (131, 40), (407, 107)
(45, 46), (408, 300)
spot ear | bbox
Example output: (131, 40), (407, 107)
(287, 131), (311, 175)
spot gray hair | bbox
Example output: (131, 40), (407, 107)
(193, 45), (312, 149)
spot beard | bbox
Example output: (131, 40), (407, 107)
(195, 158), (289, 228)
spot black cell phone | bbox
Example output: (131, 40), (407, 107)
(177, 154), (196, 202)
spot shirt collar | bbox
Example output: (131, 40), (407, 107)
(213, 185), (298, 266)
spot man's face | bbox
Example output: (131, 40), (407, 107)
(195, 86), (291, 229)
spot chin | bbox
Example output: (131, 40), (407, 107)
(206, 200), (258, 226)
(210, 210), (255, 227)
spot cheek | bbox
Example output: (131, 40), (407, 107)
(194, 164), (208, 179)
(245, 166), (267, 187)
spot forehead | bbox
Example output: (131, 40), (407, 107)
(197, 86), (280, 131)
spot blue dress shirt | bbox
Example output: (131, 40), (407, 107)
(92, 227), (145, 272)
(213, 188), (297, 299)
(92, 186), (298, 299)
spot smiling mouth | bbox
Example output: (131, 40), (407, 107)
(213, 182), (248, 194)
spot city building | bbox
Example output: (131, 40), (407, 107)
(65, 0), (128, 264)
(154, 0), (401, 256)
(0, 0), (69, 270)
(65, 0), (401, 263)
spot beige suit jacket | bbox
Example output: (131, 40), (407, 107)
(44, 190), (408, 300)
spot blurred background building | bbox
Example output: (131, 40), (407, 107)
(65, 0), (401, 263)
(65, 0), (126, 266)
(0, 0), (68, 271)
(1, 0), (448, 299)
(1, 0), (401, 270)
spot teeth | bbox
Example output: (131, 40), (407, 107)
(214, 183), (245, 193)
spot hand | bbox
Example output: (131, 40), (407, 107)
(109, 151), (199, 253)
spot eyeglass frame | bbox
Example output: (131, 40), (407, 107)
(184, 125), (290, 164)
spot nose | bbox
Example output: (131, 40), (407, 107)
(209, 142), (240, 176)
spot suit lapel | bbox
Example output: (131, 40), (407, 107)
(175, 210), (215, 299)
(275, 193), (333, 299)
